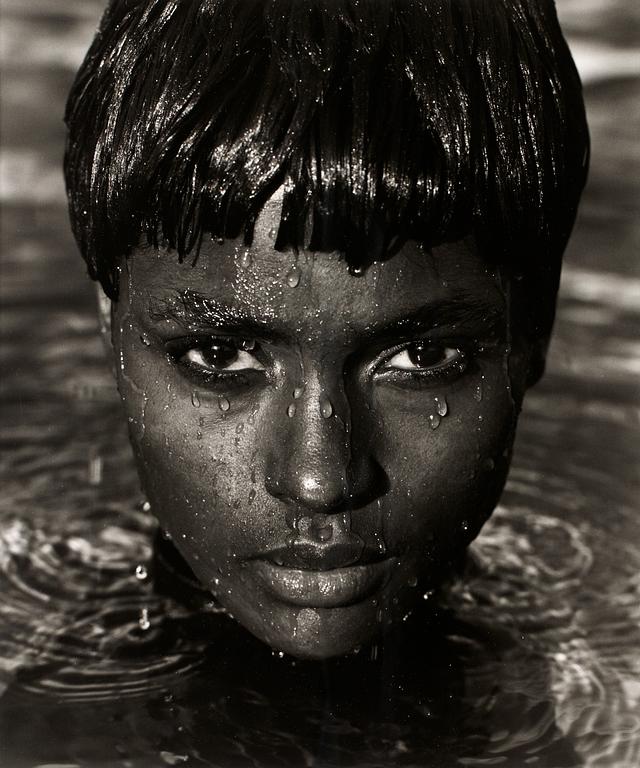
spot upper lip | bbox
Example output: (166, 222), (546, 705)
(254, 542), (384, 571)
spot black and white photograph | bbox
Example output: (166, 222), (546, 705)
(0, 1), (638, 766)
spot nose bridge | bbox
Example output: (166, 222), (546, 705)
(265, 358), (353, 512)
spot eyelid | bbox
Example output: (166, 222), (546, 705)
(184, 347), (265, 372)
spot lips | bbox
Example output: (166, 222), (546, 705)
(247, 543), (395, 608)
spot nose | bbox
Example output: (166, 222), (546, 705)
(264, 371), (382, 514)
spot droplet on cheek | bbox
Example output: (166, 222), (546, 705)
(320, 397), (333, 419)
(285, 264), (301, 288)
(287, 403), (296, 418)
(240, 249), (252, 268)
(429, 413), (441, 430)
(434, 395), (448, 417)
(293, 387), (304, 399)
(191, 391), (201, 408)
(139, 333), (151, 347)
(218, 396), (230, 412)
(474, 379), (484, 402)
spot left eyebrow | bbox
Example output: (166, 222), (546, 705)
(365, 294), (506, 340)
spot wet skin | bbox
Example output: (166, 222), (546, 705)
(106, 196), (535, 658)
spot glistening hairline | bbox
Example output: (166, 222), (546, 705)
(64, 0), (589, 339)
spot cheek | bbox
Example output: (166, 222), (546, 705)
(372, 363), (519, 557)
(114, 327), (272, 571)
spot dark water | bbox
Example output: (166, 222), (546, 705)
(1, 1), (639, 766)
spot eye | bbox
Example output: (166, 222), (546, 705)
(178, 339), (265, 374)
(383, 343), (464, 372)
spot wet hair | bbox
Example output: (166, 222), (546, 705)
(65, 0), (588, 338)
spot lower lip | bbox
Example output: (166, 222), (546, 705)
(249, 558), (395, 608)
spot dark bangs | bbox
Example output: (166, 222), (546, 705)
(65, 0), (588, 306)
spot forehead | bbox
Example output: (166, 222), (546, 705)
(127, 198), (504, 333)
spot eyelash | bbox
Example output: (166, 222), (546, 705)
(166, 336), (265, 389)
(166, 336), (474, 391)
(374, 342), (470, 388)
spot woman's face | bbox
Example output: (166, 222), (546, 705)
(109, 196), (532, 658)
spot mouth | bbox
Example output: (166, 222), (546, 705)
(248, 543), (396, 608)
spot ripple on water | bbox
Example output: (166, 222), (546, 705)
(0, 505), (207, 703)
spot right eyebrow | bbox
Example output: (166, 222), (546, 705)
(146, 290), (282, 340)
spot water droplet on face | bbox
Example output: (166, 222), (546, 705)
(196, 430), (203, 440)
(161, 528), (172, 540)
(248, 488), (256, 504)
(293, 387), (304, 399)
(408, 575), (418, 587)
(240, 249), (252, 268)
(434, 395), (448, 417)
(139, 607), (150, 631)
(429, 413), (441, 430)
(241, 338), (256, 351)
(191, 391), (201, 408)
(474, 381), (483, 402)
(287, 403), (296, 418)
(268, 227), (278, 241)
(140, 333), (151, 346)
(285, 264), (301, 288)
(320, 397), (333, 419)
(218, 396), (230, 412)
(135, 564), (148, 580)
(236, 423), (244, 434)
(461, 520), (469, 532)
(142, 500), (151, 512)
(348, 264), (365, 276)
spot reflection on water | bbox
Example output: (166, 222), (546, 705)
(1, 1), (639, 766)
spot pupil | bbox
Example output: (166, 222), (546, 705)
(202, 343), (238, 368)
(408, 344), (444, 368)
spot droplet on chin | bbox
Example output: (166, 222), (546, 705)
(191, 391), (201, 408)
(320, 397), (333, 419)
(287, 403), (296, 418)
(434, 395), (448, 417)
(285, 264), (301, 288)
(218, 396), (230, 412)
(429, 413), (441, 430)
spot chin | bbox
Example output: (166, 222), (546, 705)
(239, 600), (383, 660)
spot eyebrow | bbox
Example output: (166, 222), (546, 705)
(148, 289), (505, 340)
